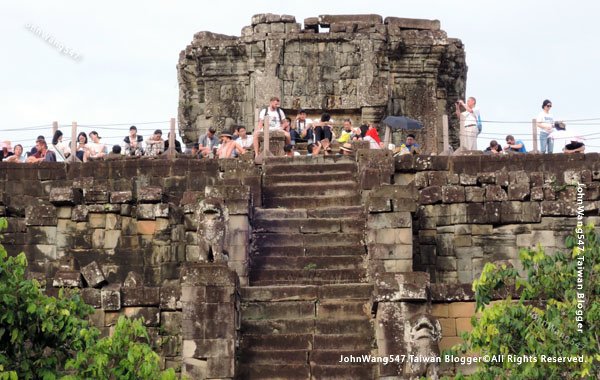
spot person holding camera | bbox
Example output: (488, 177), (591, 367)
(455, 97), (480, 150)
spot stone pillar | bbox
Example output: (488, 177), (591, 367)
(181, 264), (239, 379)
(257, 130), (286, 157)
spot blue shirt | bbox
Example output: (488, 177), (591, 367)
(509, 140), (527, 153)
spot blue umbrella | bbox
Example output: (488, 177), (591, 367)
(382, 116), (423, 130)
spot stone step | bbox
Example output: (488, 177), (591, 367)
(315, 319), (373, 335)
(252, 245), (367, 257)
(249, 269), (366, 286)
(313, 334), (373, 350)
(316, 301), (370, 320)
(264, 162), (357, 176)
(310, 364), (375, 380)
(263, 171), (355, 185)
(240, 333), (313, 350)
(242, 319), (315, 335)
(253, 232), (363, 248)
(242, 300), (315, 320)
(238, 349), (309, 364)
(236, 363), (310, 380)
(251, 256), (364, 271)
(262, 195), (361, 208)
(253, 218), (347, 234)
(253, 206), (365, 220)
(263, 181), (358, 198)
(309, 349), (374, 366)
(240, 284), (373, 302)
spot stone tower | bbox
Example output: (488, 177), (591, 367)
(178, 14), (467, 152)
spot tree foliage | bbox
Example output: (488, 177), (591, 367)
(448, 223), (600, 379)
(0, 218), (176, 379)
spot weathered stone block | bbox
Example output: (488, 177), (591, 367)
(122, 287), (160, 307)
(136, 186), (163, 203)
(485, 185), (507, 202)
(71, 204), (88, 222)
(508, 183), (530, 201)
(110, 191), (133, 203)
(53, 270), (82, 287)
(123, 307), (160, 326)
(442, 185), (465, 203)
(81, 288), (102, 308)
(84, 189), (109, 204)
(49, 187), (83, 205)
(101, 285), (121, 311)
(81, 261), (106, 288)
(367, 212), (411, 229)
(419, 186), (442, 204)
(25, 203), (57, 226)
(530, 186), (544, 201)
(464, 186), (485, 203)
(88, 213), (106, 228)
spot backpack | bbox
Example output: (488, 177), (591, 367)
(262, 107), (283, 124)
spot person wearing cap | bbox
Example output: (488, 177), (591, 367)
(26, 138), (56, 163)
(86, 131), (107, 160)
(198, 127), (219, 158)
(124, 125), (144, 156)
(536, 99), (555, 154)
(217, 132), (245, 159)
(145, 129), (165, 156)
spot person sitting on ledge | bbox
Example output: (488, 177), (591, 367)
(563, 140), (585, 154)
(105, 145), (122, 159)
(484, 140), (503, 154)
(306, 142), (322, 156)
(217, 132), (245, 159)
(504, 135), (527, 153)
(26, 138), (56, 163)
(404, 134), (421, 154)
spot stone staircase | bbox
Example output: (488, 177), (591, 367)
(238, 158), (376, 380)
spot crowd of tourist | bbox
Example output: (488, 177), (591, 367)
(0, 97), (586, 164)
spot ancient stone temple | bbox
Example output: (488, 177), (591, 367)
(178, 14), (467, 152)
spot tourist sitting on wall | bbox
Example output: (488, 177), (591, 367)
(26, 138), (56, 163)
(4, 144), (24, 163)
(191, 143), (202, 159)
(51, 130), (71, 160)
(484, 140), (503, 154)
(124, 125), (144, 156)
(1, 141), (13, 161)
(105, 145), (122, 160)
(217, 132), (245, 158)
(85, 131), (107, 161)
(164, 132), (182, 153)
(339, 143), (354, 156)
(404, 134), (421, 154)
(503, 135), (527, 153)
(287, 118), (302, 145)
(145, 129), (165, 156)
(361, 124), (382, 149)
(301, 122), (316, 144)
(549, 122), (585, 154)
(306, 142), (322, 156)
(293, 109), (312, 141)
(253, 96), (290, 156)
(314, 113), (335, 143)
(337, 119), (353, 144)
(28, 135), (46, 156)
(235, 126), (253, 149)
(75, 132), (88, 161)
(198, 127), (219, 158)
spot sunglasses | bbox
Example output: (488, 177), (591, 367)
(546, 105), (552, 108)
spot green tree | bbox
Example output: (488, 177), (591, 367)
(0, 218), (176, 379)
(448, 223), (600, 379)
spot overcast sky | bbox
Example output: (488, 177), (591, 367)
(2, 0), (599, 152)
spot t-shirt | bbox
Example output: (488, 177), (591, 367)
(338, 130), (352, 144)
(461, 110), (478, 127)
(198, 133), (219, 149)
(509, 140), (527, 153)
(87, 142), (106, 157)
(259, 107), (285, 130)
(236, 135), (253, 149)
(536, 111), (554, 133)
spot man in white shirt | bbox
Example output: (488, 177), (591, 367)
(455, 97), (480, 150)
(253, 96), (290, 156)
(235, 126), (253, 149)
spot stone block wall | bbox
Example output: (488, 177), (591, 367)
(178, 14), (467, 152)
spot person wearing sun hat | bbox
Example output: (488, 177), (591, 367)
(217, 131), (246, 158)
(536, 99), (555, 154)
(339, 142), (354, 155)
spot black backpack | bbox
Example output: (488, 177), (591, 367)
(262, 107), (283, 124)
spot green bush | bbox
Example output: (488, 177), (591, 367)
(0, 218), (176, 379)
(448, 224), (600, 379)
